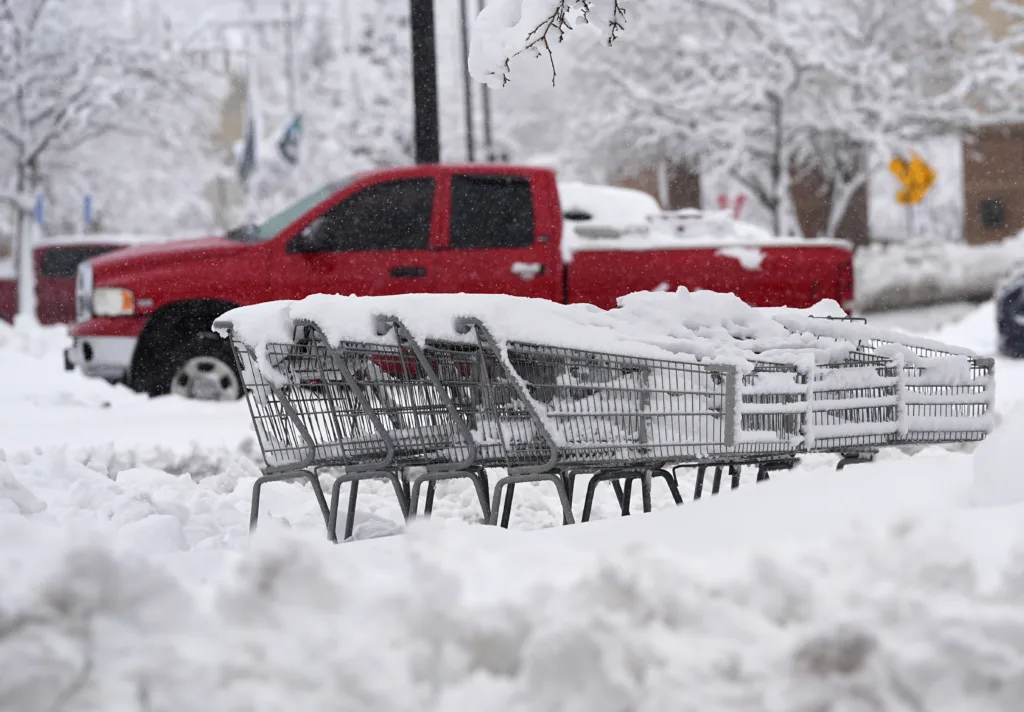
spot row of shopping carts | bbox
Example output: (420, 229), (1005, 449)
(215, 307), (994, 542)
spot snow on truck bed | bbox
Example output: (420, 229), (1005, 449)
(557, 182), (851, 261)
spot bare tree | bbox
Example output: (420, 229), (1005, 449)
(0, 0), (213, 319)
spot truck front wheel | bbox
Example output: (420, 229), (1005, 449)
(134, 334), (241, 401)
(168, 338), (241, 401)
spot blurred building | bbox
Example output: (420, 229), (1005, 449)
(612, 0), (1024, 246)
(962, 0), (1024, 244)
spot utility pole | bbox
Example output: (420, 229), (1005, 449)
(244, 0), (261, 218)
(410, 0), (440, 163)
(341, 0), (356, 98)
(477, 0), (494, 161)
(459, 0), (475, 162)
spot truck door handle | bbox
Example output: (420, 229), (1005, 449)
(511, 262), (545, 281)
(390, 266), (427, 278)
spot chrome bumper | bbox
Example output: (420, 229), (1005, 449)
(65, 335), (137, 382)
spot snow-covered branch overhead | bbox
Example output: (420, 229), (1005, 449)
(469, 0), (628, 86)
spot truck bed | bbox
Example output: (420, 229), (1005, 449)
(566, 240), (854, 311)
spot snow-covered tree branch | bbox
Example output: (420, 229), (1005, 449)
(0, 0), (220, 317)
(469, 0), (629, 86)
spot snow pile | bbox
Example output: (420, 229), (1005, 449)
(616, 290), (859, 366)
(558, 181), (661, 227)
(646, 208), (777, 242)
(219, 291), (869, 383)
(6, 450), (1024, 710)
(0, 316), (70, 359)
(0, 301), (1021, 709)
(969, 402), (1024, 508)
(0, 318), (257, 463)
(856, 235), (1024, 312)
(557, 182), (851, 263)
(219, 289), (987, 389)
(0, 318), (137, 409)
(220, 292), (757, 372)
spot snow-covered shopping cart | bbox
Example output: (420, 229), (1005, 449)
(215, 289), (995, 540)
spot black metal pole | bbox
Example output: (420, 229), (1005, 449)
(410, 0), (440, 163)
(477, 0), (493, 161)
(459, 0), (475, 162)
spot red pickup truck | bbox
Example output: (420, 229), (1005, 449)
(67, 164), (854, 400)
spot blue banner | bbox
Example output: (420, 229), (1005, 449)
(83, 194), (93, 230)
(279, 114), (303, 165)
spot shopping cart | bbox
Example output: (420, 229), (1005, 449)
(859, 336), (994, 445)
(789, 315), (996, 447)
(218, 298), (994, 540)
(217, 317), (489, 542)
(218, 320), (400, 540)
(452, 317), (744, 524)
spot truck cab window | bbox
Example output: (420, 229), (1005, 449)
(317, 178), (435, 252)
(450, 175), (535, 249)
(242, 178), (354, 243)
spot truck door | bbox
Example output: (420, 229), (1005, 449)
(433, 172), (561, 301)
(275, 177), (437, 300)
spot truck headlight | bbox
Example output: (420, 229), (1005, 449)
(92, 287), (135, 317)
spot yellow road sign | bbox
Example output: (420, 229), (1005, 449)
(890, 151), (936, 205)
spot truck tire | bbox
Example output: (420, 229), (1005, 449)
(136, 333), (241, 401)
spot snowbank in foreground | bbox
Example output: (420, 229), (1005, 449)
(5, 463), (1024, 711)
(4, 298), (1024, 709)
(857, 236), (1024, 312)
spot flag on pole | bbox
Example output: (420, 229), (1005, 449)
(278, 113), (303, 165)
(83, 193), (93, 232)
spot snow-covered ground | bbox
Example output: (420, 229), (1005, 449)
(5, 303), (1024, 710)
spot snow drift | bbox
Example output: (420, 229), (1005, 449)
(856, 235), (1024, 312)
(5, 462), (1024, 712)
(0, 299), (1022, 710)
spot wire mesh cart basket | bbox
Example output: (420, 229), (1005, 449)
(216, 297), (995, 541)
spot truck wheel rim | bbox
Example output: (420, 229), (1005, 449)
(171, 356), (240, 401)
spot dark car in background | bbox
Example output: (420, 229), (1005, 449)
(0, 236), (169, 324)
(997, 270), (1024, 356)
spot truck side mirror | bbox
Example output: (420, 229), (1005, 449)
(286, 218), (325, 253)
